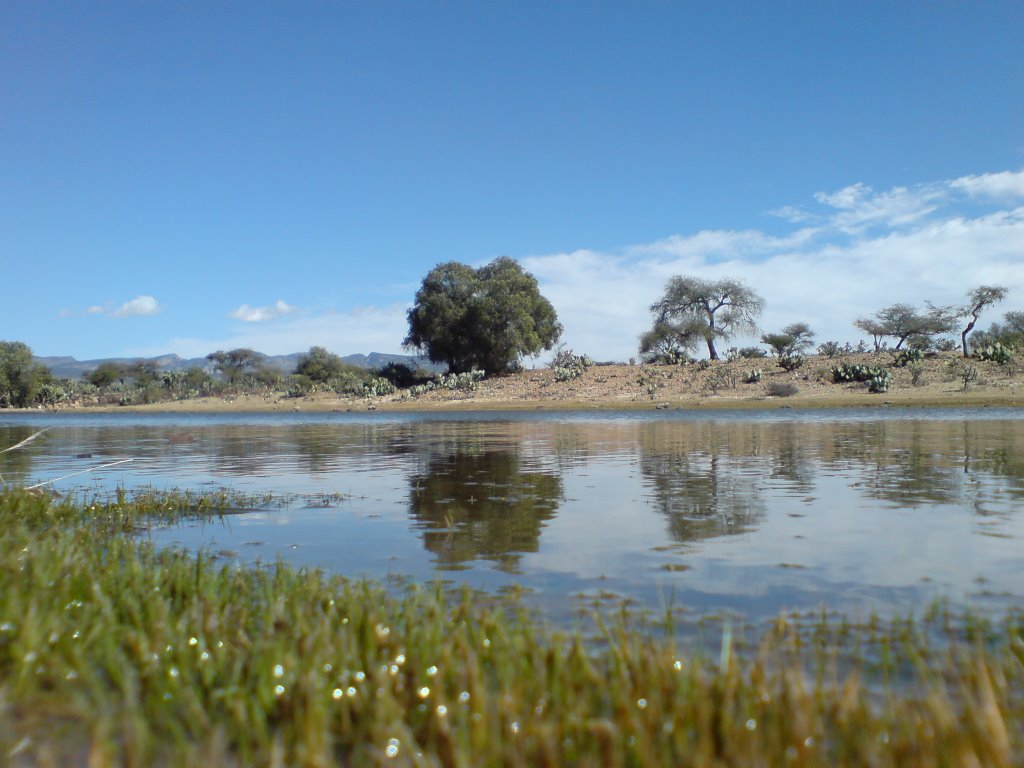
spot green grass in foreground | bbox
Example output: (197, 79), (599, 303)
(0, 489), (1022, 767)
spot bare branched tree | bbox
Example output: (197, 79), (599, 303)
(854, 303), (957, 351)
(647, 277), (764, 360)
(961, 285), (1008, 357)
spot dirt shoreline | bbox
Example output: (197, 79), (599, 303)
(17, 353), (1022, 414)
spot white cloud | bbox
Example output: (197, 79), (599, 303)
(112, 295), (162, 317)
(524, 172), (1024, 362)
(950, 169), (1024, 200)
(63, 296), (161, 318)
(229, 299), (295, 323)
(59, 301), (153, 319)
(815, 181), (872, 210)
(813, 182), (945, 232)
(139, 169), (1024, 364)
(766, 205), (817, 223)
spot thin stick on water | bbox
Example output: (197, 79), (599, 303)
(0, 429), (49, 455)
(24, 459), (135, 491)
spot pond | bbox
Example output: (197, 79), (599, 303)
(2, 408), (1023, 624)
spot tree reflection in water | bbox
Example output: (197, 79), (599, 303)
(408, 450), (562, 573)
(640, 449), (766, 545)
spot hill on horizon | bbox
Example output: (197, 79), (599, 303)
(34, 351), (444, 379)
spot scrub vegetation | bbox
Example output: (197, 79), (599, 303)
(2, 273), (1023, 411)
(1, 487), (1023, 766)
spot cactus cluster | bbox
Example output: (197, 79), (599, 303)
(892, 348), (923, 367)
(974, 342), (1012, 365)
(551, 350), (594, 382)
(867, 372), (891, 393)
(831, 363), (885, 383)
(362, 377), (397, 398)
(778, 354), (804, 371)
(743, 368), (763, 384)
(409, 369), (485, 397)
(832, 362), (892, 393)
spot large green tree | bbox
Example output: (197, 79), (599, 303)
(405, 257), (562, 373)
(295, 346), (350, 383)
(646, 276), (764, 360)
(0, 341), (52, 408)
(86, 362), (126, 388)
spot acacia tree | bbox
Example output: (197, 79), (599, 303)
(760, 322), (815, 357)
(646, 276), (764, 360)
(405, 257), (562, 373)
(206, 348), (265, 385)
(960, 285), (1008, 356)
(854, 303), (957, 351)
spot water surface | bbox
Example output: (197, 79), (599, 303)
(3, 408), (1023, 623)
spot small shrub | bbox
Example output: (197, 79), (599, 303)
(961, 365), (978, 390)
(636, 370), (663, 399)
(765, 382), (799, 397)
(285, 374), (314, 398)
(816, 341), (850, 358)
(909, 363), (924, 387)
(646, 349), (689, 365)
(948, 360), (979, 390)
(778, 354), (804, 372)
(703, 368), (735, 395)
(377, 362), (421, 388)
(736, 346), (767, 359)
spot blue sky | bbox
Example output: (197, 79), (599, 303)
(2, 2), (1023, 362)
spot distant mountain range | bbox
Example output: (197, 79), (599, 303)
(34, 352), (444, 379)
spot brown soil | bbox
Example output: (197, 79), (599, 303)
(62, 352), (1024, 413)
